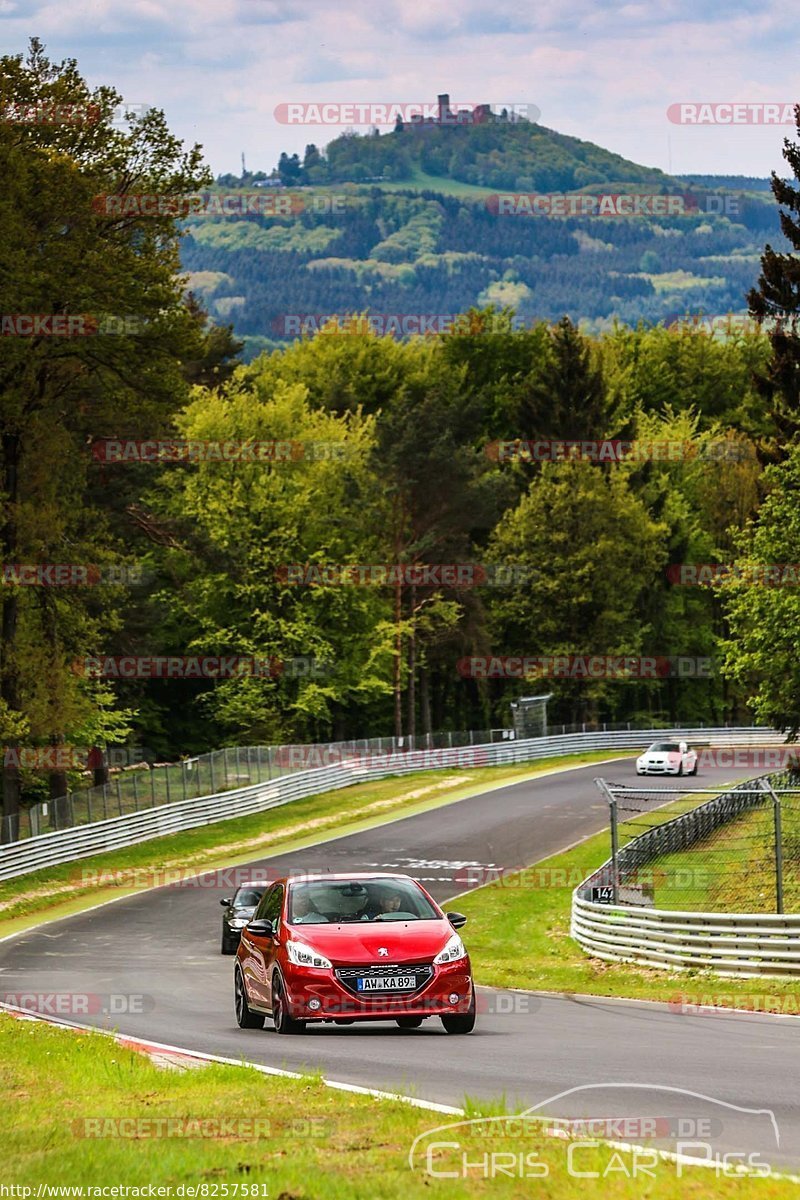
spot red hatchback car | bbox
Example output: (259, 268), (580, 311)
(234, 873), (475, 1034)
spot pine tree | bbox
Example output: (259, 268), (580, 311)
(749, 105), (800, 436)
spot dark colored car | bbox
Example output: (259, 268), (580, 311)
(220, 885), (266, 954)
(234, 872), (475, 1034)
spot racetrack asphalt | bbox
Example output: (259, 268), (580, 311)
(2, 754), (799, 1172)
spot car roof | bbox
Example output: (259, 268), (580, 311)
(282, 872), (418, 886)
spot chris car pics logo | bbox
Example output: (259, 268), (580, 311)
(408, 1084), (779, 1181)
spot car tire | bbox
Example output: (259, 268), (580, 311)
(396, 1016), (424, 1029)
(689, 762), (698, 776)
(441, 989), (476, 1035)
(272, 975), (306, 1035)
(234, 967), (264, 1030)
(677, 762), (684, 776)
(221, 930), (238, 956)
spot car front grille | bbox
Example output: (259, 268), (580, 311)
(334, 963), (434, 995)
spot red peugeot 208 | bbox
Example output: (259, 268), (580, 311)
(234, 873), (475, 1034)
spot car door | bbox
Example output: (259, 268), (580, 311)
(260, 884), (285, 1012)
(240, 884), (283, 1009)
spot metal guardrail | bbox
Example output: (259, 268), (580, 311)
(0, 725), (785, 883)
(572, 771), (800, 977)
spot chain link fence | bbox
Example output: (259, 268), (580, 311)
(594, 771), (800, 913)
(1, 727), (519, 844)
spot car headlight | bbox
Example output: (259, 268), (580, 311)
(228, 918), (248, 929)
(434, 933), (467, 965)
(285, 940), (332, 969)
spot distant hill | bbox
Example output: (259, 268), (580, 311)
(187, 117), (786, 356)
(675, 174), (775, 193)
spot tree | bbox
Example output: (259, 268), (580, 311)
(514, 317), (610, 446)
(278, 152), (302, 185)
(721, 446), (800, 735)
(0, 40), (208, 837)
(485, 460), (666, 724)
(147, 369), (393, 745)
(748, 107), (800, 436)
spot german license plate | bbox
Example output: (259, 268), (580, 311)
(357, 975), (415, 991)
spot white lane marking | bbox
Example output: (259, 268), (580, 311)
(0, 1002), (461, 1114)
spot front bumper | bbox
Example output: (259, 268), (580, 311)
(282, 958), (473, 1021)
(638, 763), (681, 774)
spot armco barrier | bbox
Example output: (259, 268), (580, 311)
(572, 771), (800, 977)
(0, 726), (785, 882)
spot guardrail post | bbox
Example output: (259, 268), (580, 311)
(763, 779), (784, 914)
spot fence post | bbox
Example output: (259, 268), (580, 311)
(182, 761), (188, 802)
(165, 766), (171, 806)
(763, 779), (784, 914)
(596, 778), (619, 903)
(210, 753), (215, 795)
(150, 767), (156, 808)
(132, 772), (139, 813)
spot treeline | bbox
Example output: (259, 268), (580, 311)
(182, 188), (785, 344)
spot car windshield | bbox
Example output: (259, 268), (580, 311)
(288, 879), (439, 924)
(233, 888), (264, 908)
(650, 743), (681, 752)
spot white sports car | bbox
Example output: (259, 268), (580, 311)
(635, 740), (697, 776)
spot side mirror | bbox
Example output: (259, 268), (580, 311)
(220, 897), (233, 907)
(245, 918), (274, 937)
(447, 911), (467, 929)
(679, 741), (688, 753)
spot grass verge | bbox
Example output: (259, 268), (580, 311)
(643, 801), (800, 914)
(0, 752), (627, 936)
(1, 1013), (785, 1195)
(456, 828), (800, 1011)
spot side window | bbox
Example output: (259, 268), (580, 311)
(264, 884), (284, 929)
(255, 885), (277, 920)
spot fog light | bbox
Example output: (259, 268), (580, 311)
(448, 992), (459, 1004)
(308, 998), (321, 1011)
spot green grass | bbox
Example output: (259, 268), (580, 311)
(643, 797), (800, 914)
(354, 168), (500, 199)
(0, 752), (627, 935)
(2, 1014), (788, 1194)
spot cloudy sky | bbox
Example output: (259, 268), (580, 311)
(4, 0), (798, 178)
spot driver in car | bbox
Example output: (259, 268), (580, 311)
(359, 889), (403, 920)
(291, 891), (329, 923)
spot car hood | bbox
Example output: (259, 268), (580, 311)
(284, 919), (455, 964)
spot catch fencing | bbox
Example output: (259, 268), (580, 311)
(0, 725), (785, 883)
(572, 770), (800, 976)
